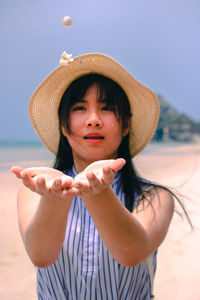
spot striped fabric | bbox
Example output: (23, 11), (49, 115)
(37, 168), (157, 300)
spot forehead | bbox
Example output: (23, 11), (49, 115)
(67, 75), (124, 112)
(82, 83), (107, 102)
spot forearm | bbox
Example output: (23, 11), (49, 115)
(81, 187), (149, 266)
(13, 167), (77, 267)
(20, 193), (73, 267)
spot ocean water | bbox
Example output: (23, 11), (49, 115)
(0, 142), (54, 171)
(0, 140), (194, 172)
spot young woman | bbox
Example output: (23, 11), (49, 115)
(12, 53), (176, 299)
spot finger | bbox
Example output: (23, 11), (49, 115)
(10, 166), (24, 178)
(51, 178), (62, 193)
(21, 171), (37, 191)
(87, 172), (101, 185)
(73, 180), (91, 194)
(36, 176), (47, 194)
(62, 176), (74, 190)
(102, 167), (114, 184)
(109, 158), (126, 173)
(62, 187), (80, 197)
(86, 172), (107, 193)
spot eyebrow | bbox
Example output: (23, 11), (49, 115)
(74, 99), (87, 103)
(74, 98), (108, 104)
(98, 98), (107, 103)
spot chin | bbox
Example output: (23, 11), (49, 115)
(87, 153), (117, 162)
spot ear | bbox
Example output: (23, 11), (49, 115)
(122, 118), (131, 137)
(61, 124), (69, 138)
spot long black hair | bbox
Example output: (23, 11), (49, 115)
(54, 73), (192, 226)
(54, 73), (144, 211)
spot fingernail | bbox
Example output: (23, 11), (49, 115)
(87, 173), (94, 179)
(21, 172), (26, 178)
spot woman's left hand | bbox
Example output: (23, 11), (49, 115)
(73, 158), (125, 196)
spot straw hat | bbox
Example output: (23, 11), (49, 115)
(28, 52), (160, 157)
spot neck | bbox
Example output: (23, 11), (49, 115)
(72, 154), (94, 174)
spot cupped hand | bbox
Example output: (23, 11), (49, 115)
(11, 166), (79, 199)
(73, 158), (125, 196)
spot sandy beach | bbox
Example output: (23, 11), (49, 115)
(0, 143), (200, 299)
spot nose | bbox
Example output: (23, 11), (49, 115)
(86, 112), (103, 127)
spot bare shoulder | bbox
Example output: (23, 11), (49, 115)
(133, 185), (175, 220)
(145, 185), (174, 202)
(144, 186), (175, 213)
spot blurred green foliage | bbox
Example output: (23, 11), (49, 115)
(154, 95), (200, 141)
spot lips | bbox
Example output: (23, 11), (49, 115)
(84, 133), (104, 140)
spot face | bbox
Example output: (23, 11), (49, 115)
(62, 83), (129, 172)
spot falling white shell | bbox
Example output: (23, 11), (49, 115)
(62, 16), (73, 27)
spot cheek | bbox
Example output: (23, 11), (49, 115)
(61, 115), (81, 139)
(110, 115), (130, 138)
(107, 115), (122, 133)
(69, 114), (84, 133)
(104, 118), (123, 145)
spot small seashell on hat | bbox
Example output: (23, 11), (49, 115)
(60, 51), (74, 65)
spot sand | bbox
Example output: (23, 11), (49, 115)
(135, 144), (200, 299)
(0, 143), (200, 299)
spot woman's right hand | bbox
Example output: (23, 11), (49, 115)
(11, 166), (79, 199)
(11, 166), (79, 267)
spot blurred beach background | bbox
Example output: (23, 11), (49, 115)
(1, 0), (200, 299)
(0, 142), (200, 300)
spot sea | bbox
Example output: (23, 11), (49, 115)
(0, 140), (194, 172)
(0, 141), (54, 172)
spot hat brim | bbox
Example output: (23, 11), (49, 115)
(28, 53), (160, 157)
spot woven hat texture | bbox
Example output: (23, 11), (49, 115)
(28, 53), (160, 157)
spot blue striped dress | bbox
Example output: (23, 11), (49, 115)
(36, 167), (157, 299)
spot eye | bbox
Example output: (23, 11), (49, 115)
(72, 105), (86, 111)
(101, 105), (114, 111)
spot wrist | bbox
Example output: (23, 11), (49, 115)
(40, 194), (74, 208)
(81, 185), (112, 202)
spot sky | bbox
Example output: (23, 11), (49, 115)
(0, 0), (199, 141)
